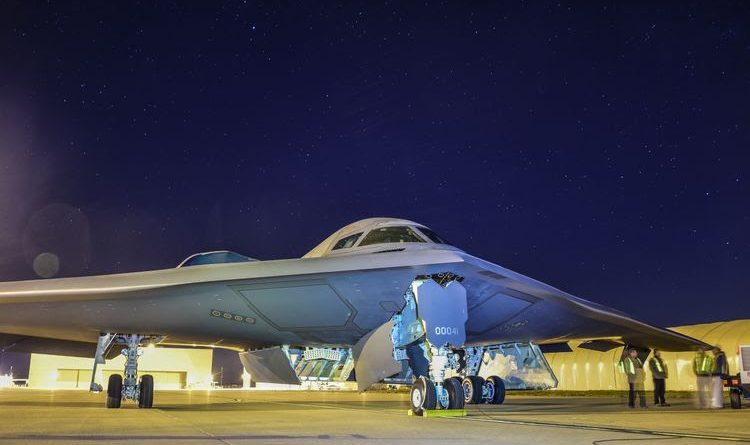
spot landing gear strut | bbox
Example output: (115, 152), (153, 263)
(391, 276), (468, 414)
(93, 333), (157, 409)
(390, 276), (509, 414)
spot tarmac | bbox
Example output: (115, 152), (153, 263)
(0, 389), (747, 444)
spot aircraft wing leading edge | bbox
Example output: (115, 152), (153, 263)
(457, 253), (707, 351)
(0, 248), (706, 358)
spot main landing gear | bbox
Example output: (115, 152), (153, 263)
(407, 361), (506, 414)
(91, 333), (157, 409)
(458, 346), (506, 405)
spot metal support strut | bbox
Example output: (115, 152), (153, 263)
(389, 275), (469, 415)
(386, 275), (526, 413)
(121, 334), (146, 402)
(89, 333), (114, 392)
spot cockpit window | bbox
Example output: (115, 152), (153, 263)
(359, 226), (426, 246)
(332, 232), (363, 250)
(417, 227), (448, 244)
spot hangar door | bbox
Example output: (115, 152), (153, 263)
(56, 370), (186, 389)
(102, 370), (187, 389)
(56, 369), (90, 389)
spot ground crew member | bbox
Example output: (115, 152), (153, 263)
(649, 349), (669, 406)
(622, 348), (647, 408)
(693, 347), (713, 408)
(711, 346), (728, 409)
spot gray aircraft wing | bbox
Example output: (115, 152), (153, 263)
(0, 333), (101, 358)
(0, 249), (465, 350)
(455, 253), (707, 351)
(0, 233), (705, 355)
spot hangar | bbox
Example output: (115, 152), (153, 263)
(546, 319), (750, 391)
(28, 347), (213, 390)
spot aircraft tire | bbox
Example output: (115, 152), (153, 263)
(444, 377), (465, 409)
(106, 374), (122, 408)
(486, 375), (506, 405)
(138, 374), (154, 408)
(462, 375), (484, 404)
(410, 376), (436, 416)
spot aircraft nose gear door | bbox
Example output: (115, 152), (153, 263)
(390, 275), (468, 415)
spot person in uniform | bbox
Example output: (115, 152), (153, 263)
(622, 348), (647, 408)
(693, 347), (714, 408)
(649, 349), (669, 406)
(710, 346), (728, 409)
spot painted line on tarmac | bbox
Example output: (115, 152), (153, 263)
(450, 414), (750, 443)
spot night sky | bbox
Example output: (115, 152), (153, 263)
(1, 1), (748, 338)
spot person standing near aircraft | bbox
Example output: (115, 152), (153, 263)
(622, 348), (647, 408)
(693, 347), (713, 408)
(710, 346), (728, 409)
(649, 349), (669, 406)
